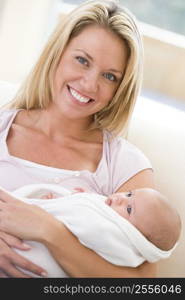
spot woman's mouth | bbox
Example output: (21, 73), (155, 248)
(68, 86), (94, 104)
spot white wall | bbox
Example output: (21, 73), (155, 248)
(0, 1), (185, 105)
(0, 0), (57, 83)
(141, 23), (185, 103)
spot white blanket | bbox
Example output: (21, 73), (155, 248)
(5, 184), (176, 277)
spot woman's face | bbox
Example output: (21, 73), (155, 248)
(52, 25), (128, 122)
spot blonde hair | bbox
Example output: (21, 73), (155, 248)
(7, 0), (143, 136)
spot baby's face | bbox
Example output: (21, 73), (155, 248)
(105, 191), (133, 220)
(105, 188), (158, 233)
(105, 188), (181, 250)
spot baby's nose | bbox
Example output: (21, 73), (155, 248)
(112, 195), (126, 205)
(117, 197), (126, 205)
(107, 193), (127, 206)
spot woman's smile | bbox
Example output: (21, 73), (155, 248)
(67, 85), (95, 105)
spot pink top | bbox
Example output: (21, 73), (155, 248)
(0, 109), (152, 196)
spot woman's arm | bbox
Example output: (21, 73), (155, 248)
(42, 218), (156, 277)
(115, 168), (155, 193)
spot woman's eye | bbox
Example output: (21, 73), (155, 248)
(103, 73), (117, 82)
(127, 205), (132, 215)
(126, 191), (132, 197)
(76, 56), (88, 66)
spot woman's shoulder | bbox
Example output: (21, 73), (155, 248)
(0, 109), (20, 133)
(103, 130), (152, 193)
(104, 130), (152, 167)
(104, 130), (143, 153)
(0, 108), (19, 117)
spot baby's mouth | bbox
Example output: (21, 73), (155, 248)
(68, 86), (94, 104)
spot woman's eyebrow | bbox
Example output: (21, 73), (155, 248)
(75, 49), (93, 61)
(75, 48), (123, 75)
(108, 68), (123, 76)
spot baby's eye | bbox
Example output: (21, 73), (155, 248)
(103, 73), (117, 82)
(127, 205), (132, 215)
(126, 191), (132, 197)
(76, 56), (88, 66)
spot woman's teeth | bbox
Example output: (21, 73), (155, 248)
(70, 87), (91, 103)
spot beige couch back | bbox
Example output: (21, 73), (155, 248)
(127, 97), (185, 277)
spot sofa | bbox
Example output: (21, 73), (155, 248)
(0, 80), (184, 277)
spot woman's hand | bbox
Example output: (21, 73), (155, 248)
(0, 189), (56, 241)
(0, 231), (47, 277)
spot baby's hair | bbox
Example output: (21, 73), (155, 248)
(144, 191), (181, 251)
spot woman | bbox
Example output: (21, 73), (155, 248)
(0, 0), (156, 277)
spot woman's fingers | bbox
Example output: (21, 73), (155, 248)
(0, 270), (8, 278)
(0, 253), (47, 278)
(11, 253), (47, 278)
(0, 231), (31, 250)
(0, 262), (31, 278)
(0, 238), (47, 278)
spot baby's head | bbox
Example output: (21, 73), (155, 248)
(105, 188), (181, 251)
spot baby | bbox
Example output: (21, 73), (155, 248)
(105, 188), (181, 251)
(5, 184), (181, 277)
(40, 185), (181, 251)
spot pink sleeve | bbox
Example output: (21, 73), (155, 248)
(110, 137), (153, 193)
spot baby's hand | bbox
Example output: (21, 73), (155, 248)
(72, 187), (86, 193)
(40, 192), (56, 199)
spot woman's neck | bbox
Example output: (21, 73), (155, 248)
(28, 106), (96, 142)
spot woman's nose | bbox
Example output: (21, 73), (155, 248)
(81, 70), (99, 93)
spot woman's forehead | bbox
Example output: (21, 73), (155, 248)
(67, 25), (128, 69)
